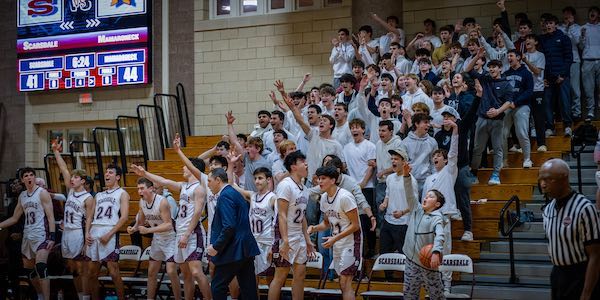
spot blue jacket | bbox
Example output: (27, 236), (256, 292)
(539, 29), (573, 79)
(469, 70), (513, 120)
(503, 64), (533, 107)
(210, 185), (260, 265)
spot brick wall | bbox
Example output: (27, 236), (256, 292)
(193, 1), (352, 135)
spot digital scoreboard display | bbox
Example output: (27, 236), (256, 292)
(17, 0), (151, 92)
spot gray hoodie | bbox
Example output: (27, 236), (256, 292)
(402, 175), (445, 270)
(400, 131), (438, 182)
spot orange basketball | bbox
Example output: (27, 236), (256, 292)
(419, 244), (434, 267)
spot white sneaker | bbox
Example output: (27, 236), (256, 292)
(461, 231), (474, 241)
(537, 145), (548, 152)
(564, 127), (572, 137)
(545, 129), (554, 137)
(523, 159), (533, 168)
(450, 213), (463, 221)
(509, 145), (523, 153)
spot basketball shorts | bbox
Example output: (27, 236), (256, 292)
(86, 225), (119, 262)
(174, 225), (204, 263)
(333, 247), (360, 276)
(150, 234), (176, 262)
(272, 236), (307, 267)
(61, 228), (88, 260)
(255, 242), (275, 276)
(21, 237), (49, 260)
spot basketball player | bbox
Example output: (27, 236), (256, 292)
(127, 177), (181, 300)
(308, 166), (362, 300)
(0, 168), (56, 300)
(130, 159), (212, 300)
(268, 150), (315, 300)
(227, 154), (277, 282)
(52, 142), (92, 300)
(85, 164), (129, 300)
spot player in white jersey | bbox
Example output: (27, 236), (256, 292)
(52, 142), (93, 300)
(268, 150), (315, 300)
(85, 164), (129, 300)
(131, 136), (212, 300)
(127, 177), (181, 300)
(226, 154), (277, 280)
(0, 167), (56, 300)
(308, 166), (362, 300)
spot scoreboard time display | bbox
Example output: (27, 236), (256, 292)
(17, 0), (151, 92)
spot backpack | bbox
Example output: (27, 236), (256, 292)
(572, 121), (598, 147)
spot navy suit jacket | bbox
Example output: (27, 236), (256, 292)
(210, 185), (260, 266)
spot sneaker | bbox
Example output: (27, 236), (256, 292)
(461, 231), (474, 241)
(537, 145), (548, 152)
(545, 129), (554, 137)
(487, 148), (494, 154)
(509, 145), (523, 153)
(564, 127), (572, 137)
(471, 176), (480, 185)
(523, 159), (533, 168)
(450, 213), (463, 221)
(488, 172), (501, 185)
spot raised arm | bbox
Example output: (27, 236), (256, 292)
(295, 73), (312, 92)
(280, 85), (311, 135)
(225, 111), (246, 155)
(226, 153), (252, 201)
(173, 134), (203, 182)
(130, 164), (181, 192)
(446, 120), (459, 168)
(402, 163), (419, 211)
(52, 141), (72, 190)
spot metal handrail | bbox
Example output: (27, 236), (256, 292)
(93, 127), (127, 189)
(137, 104), (167, 160)
(176, 82), (192, 137)
(116, 115), (148, 169)
(570, 142), (594, 194)
(154, 93), (186, 147)
(499, 195), (521, 284)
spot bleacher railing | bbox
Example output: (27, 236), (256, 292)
(93, 127), (128, 189)
(176, 82), (192, 137)
(116, 115), (147, 168)
(154, 93), (187, 147)
(67, 140), (103, 191)
(44, 153), (76, 194)
(499, 195), (521, 284)
(137, 104), (167, 161)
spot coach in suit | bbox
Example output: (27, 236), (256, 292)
(206, 168), (260, 300)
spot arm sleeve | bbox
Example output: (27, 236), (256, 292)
(368, 94), (381, 117)
(403, 175), (419, 211)
(502, 32), (515, 50)
(513, 72), (534, 106)
(561, 36), (573, 76)
(500, 10), (511, 37)
(432, 219), (446, 254)
(581, 204), (600, 245)
(212, 194), (237, 252)
(329, 47), (339, 64)
(448, 133), (459, 168)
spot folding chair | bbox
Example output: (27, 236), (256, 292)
(360, 253), (406, 299)
(121, 246), (152, 297)
(310, 258), (364, 299)
(438, 254), (475, 299)
(278, 252), (325, 296)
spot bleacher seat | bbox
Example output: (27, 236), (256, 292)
(360, 253), (406, 299)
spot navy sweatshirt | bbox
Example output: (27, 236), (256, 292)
(503, 64), (533, 107)
(469, 70), (514, 120)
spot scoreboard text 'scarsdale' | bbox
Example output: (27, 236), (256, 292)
(17, 0), (151, 92)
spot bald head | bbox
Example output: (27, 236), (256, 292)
(539, 158), (571, 199)
(540, 159), (570, 179)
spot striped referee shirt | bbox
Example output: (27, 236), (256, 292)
(543, 191), (600, 266)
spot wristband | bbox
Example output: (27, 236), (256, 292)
(49, 232), (56, 242)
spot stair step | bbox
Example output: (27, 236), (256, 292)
(477, 168), (539, 185)
(185, 135), (226, 147)
(164, 147), (213, 160)
(531, 136), (571, 152)
(489, 241), (548, 253)
(452, 284), (550, 299)
(479, 251), (550, 262)
(474, 262), (552, 277)
(452, 219), (498, 239)
(511, 231), (547, 239)
(471, 184), (533, 201)
(485, 151), (563, 168)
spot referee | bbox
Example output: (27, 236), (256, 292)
(539, 159), (600, 300)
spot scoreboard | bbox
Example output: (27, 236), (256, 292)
(17, 0), (151, 92)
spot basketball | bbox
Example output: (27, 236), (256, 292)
(419, 244), (434, 267)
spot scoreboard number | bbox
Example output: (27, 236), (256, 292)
(71, 56), (91, 69)
(117, 65), (144, 84)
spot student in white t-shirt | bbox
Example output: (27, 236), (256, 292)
(522, 34), (547, 152)
(332, 103), (352, 146)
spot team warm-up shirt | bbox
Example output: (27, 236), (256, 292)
(275, 177), (308, 241)
(63, 189), (90, 230)
(92, 187), (124, 226)
(319, 187), (361, 253)
(249, 191), (277, 244)
(20, 187), (47, 240)
(141, 194), (174, 239)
